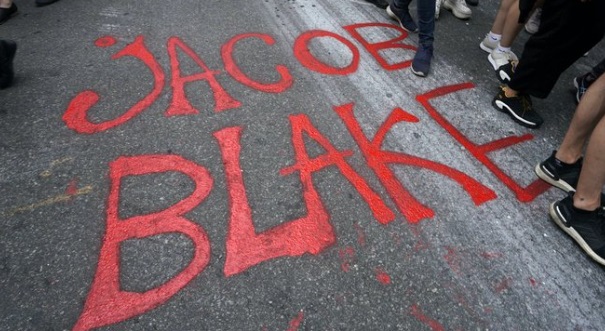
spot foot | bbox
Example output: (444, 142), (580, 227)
(550, 194), (605, 266)
(574, 72), (595, 104)
(443, 0), (472, 20)
(492, 86), (543, 128)
(535, 151), (582, 192)
(480, 34), (498, 53)
(386, 4), (418, 33)
(0, 2), (17, 25)
(435, 0), (442, 19)
(0, 39), (17, 89)
(411, 45), (433, 77)
(524, 8), (541, 34)
(35, 0), (60, 7)
(488, 49), (518, 83)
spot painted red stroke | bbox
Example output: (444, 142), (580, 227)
(73, 155), (213, 331)
(216, 126), (335, 276)
(343, 23), (416, 71)
(222, 33), (293, 93)
(293, 30), (360, 75)
(280, 114), (395, 224)
(166, 36), (241, 116)
(286, 311), (305, 331)
(335, 104), (496, 223)
(409, 304), (446, 331)
(416, 83), (550, 202)
(63, 36), (165, 134)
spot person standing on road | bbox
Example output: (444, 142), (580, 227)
(386, 0), (436, 77)
(491, 0), (605, 129)
(535, 73), (605, 266)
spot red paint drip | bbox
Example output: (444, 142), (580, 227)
(443, 246), (460, 274)
(353, 222), (366, 246)
(338, 246), (355, 272)
(66, 178), (78, 196)
(286, 311), (304, 331)
(529, 277), (538, 287)
(375, 267), (391, 285)
(94, 36), (117, 48)
(409, 304), (445, 331)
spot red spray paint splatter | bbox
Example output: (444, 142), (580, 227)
(409, 304), (445, 331)
(443, 246), (461, 275)
(94, 36), (117, 48)
(375, 267), (391, 285)
(66, 178), (79, 197)
(480, 251), (503, 260)
(286, 311), (304, 331)
(353, 222), (366, 247)
(338, 246), (355, 272)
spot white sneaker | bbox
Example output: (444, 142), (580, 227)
(524, 8), (541, 34)
(443, 0), (471, 20)
(488, 48), (518, 70)
(435, 0), (443, 19)
(480, 34), (498, 53)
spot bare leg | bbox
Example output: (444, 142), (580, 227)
(556, 74), (605, 167)
(572, 76), (605, 210)
(490, 0), (517, 34)
(499, 0), (523, 48)
(0, 0), (12, 8)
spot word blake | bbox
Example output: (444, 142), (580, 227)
(66, 25), (550, 331)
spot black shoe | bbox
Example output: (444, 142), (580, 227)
(492, 86), (543, 128)
(386, 4), (418, 33)
(465, 0), (478, 6)
(550, 194), (605, 266)
(535, 151), (582, 192)
(573, 72), (595, 104)
(35, 0), (60, 7)
(411, 45), (433, 77)
(364, 0), (389, 9)
(0, 40), (17, 89)
(0, 3), (18, 25)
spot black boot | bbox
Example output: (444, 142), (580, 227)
(0, 40), (17, 89)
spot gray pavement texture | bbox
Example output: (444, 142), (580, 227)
(1, 0), (605, 330)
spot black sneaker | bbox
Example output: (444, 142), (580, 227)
(535, 151), (582, 192)
(492, 86), (543, 128)
(386, 4), (418, 33)
(573, 72), (595, 104)
(550, 194), (605, 266)
(411, 45), (433, 77)
(0, 39), (17, 89)
(495, 60), (517, 84)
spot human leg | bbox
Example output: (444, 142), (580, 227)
(480, 0), (517, 53)
(411, 0), (436, 77)
(387, 0), (418, 33)
(548, 78), (605, 265)
(536, 74), (605, 191)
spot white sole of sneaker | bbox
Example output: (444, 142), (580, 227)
(550, 202), (605, 266)
(493, 100), (539, 128)
(497, 69), (511, 83)
(386, 6), (417, 33)
(479, 41), (494, 54)
(411, 67), (427, 77)
(443, 2), (471, 19)
(487, 53), (499, 70)
(534, 163), (576, 193)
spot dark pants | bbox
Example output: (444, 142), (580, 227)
(393, 0), (436, 48)
(508, 0), (605, 98)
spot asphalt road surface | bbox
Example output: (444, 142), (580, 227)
(1, 0), (605, 330)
